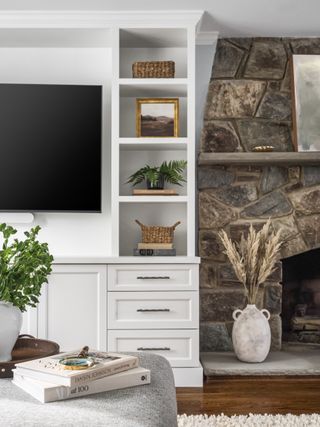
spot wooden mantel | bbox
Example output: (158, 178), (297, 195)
(198, 152), (320, 166)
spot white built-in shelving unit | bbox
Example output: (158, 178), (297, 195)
(0, 10), (204, 386)
(111, 23), (199, 258)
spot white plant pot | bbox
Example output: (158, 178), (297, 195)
(232, 304), (271, 363)
(0, 301), (22, 362)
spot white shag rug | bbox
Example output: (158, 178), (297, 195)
(177, 413), (320, 427)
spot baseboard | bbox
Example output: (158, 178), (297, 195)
(172, 366), (203, 387)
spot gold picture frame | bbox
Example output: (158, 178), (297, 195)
(136, 98), (179, 138)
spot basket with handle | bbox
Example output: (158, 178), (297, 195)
(132, 61), (175, 78)
(135, 219), (180, 243)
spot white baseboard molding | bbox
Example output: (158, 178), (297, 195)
(173, 366), (203, 387)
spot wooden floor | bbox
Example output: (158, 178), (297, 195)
(176, 376), (320, 416)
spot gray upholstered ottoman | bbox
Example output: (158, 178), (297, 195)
(0, 353), (177, 427)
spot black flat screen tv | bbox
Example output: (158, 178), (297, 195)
(0, 83), (102, 212)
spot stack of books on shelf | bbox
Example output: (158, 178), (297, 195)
(12, 350), (150, 403)
(134, 242), (176, 256)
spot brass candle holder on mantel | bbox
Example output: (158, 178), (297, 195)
(252, 146), (275, 152)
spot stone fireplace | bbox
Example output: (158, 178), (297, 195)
(199, 37), (320, 352)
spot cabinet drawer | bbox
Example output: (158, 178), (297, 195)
(108, 329), (199, 367)
(108, 291), (198, 329)
(108, 264), (198, 291)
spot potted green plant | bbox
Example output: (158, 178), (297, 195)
(0, 224), (53, 362)
(127, 160), (187, 190)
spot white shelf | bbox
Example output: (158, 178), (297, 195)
(53, 256), (201, 264)
(112, 24), (196, 257)
(119, 80), (188, 97)
(119, 138), (188, 151)
(118, 196), (188, 203)
(119, 78), (188, 85)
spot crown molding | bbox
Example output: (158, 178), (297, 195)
(0, 10), (204, 29)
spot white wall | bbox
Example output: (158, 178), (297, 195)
(0, 47), (112, 257)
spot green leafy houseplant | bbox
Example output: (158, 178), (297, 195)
(127, 160), (187, 189)
(0, 224), (53, 312)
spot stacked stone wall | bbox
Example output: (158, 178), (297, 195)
(199, 38), (320, 351)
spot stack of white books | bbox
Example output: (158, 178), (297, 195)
(12, 350), (150, 403)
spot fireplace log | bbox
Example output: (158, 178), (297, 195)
(291, 316), (320, 331)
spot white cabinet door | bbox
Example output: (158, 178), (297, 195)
(20, 307), (37, 337)
(37, 264), (107, 352)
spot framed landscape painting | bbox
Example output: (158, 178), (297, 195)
(136, 98), (179, 137)
(292, 55), (320, 151)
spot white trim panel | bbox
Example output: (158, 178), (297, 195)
(108, 264), (198, 291)
(173, 367), (203, 387)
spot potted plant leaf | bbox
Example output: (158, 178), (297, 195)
(0, 224), (53, 362)
(127, 160), (187, 190)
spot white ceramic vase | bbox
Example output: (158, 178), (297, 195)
(0, 301), (22, 362)
(232, 304), (271, 363)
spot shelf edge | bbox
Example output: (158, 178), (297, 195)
(198, 152), (320, 166)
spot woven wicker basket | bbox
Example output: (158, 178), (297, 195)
(135, 219), (180, 243)
(132, 61), (175, 78)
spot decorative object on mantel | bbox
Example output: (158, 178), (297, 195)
(292, 55), (320, 152)
(132, 61), (175, 78)
(0, 335), (59, 379)
(127, 160), (187, 193)
(136, 98), (179, 137)
(134, 219), (180, 256)
(219, 220), (282, 363)
(0, 224), (53, 362)
(252, 145), (274, 152)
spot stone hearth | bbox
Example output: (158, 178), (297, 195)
(201, 344), (320, 376)
(199, 37), (320, 352)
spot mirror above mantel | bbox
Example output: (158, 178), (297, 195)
(292, 54), (320, 152)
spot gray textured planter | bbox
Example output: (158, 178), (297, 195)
(232, 304), (271, 363)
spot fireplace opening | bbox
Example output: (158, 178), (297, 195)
(282, 248), (320, 345)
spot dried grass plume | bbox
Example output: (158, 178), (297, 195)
(218, 220), (282, 304)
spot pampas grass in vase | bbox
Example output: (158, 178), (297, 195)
(218, 220), (282, 363)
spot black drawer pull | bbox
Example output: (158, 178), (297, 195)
(137, 276), (170, 280)
(137, 347), (171, 351)
(137, 308), (170, 312)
